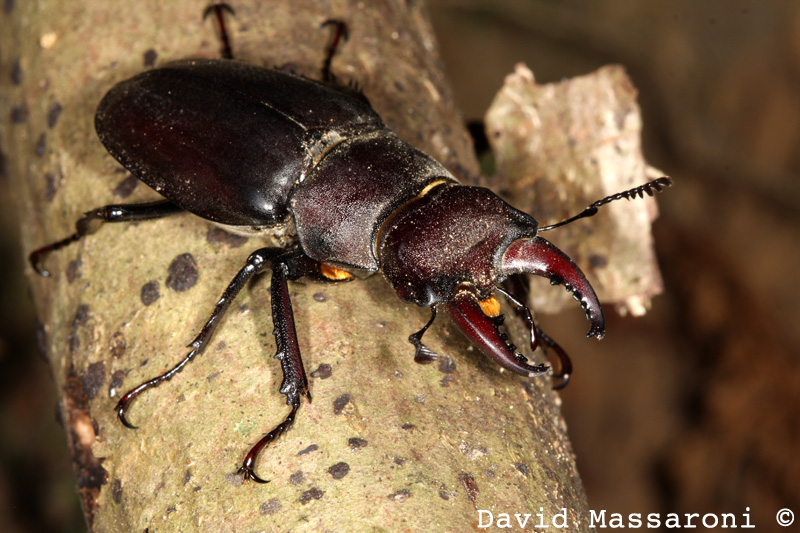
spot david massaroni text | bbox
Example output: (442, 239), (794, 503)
(477, 508), (756, 529)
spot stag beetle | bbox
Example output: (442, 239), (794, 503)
(29, 5), (671, 483)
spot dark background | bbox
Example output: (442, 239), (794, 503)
(2, 0), (799, 530)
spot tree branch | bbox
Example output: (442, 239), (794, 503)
(2, 0), (605, 529)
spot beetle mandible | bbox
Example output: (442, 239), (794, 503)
(29, 5), (671, 483)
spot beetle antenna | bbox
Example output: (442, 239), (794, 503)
(203, 3), (236, 60)
(538, 176), (673, 232)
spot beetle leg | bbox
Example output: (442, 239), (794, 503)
(203, 3), (236, 59)
(320, 20), (349, 83)
(29, 200), (182, 277)
(408, 306), (439, 364)
(239, 252), (317, 483)
(115, 247), (285, 429)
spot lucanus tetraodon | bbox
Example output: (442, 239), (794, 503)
(29, 6), (671, 483)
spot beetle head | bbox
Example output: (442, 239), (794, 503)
(377, 184), (603, 377)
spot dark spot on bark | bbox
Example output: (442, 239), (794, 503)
(108, 331), (126, 358)
(515, 462), (529, 476)
(260, 498), (281, 515)
(394, 80), (404, 92)
(4, 0), (15, 15)
(74, 305), (90, 326)
(112, 174), (139, 198)
(45, 170), (62, 202)
(327, 462), (350, 479)
(438, 355), (456, 374)
(166, 505), (176, 515)
(458, 472), (479, 504)
(112, 479), (123, 503)
(143, 49), (158, 67)
(10, 58), (22, 85)
(35, 132), (46, 156)
(166, 254), (198, 292)
(312, 292), (326, 302)
(183, 470), (192, 484)
(589, 254), (608, 269)
(440, 375), (454, 387)
(393, 457), (406, 466)
(80, 362), (106, 400)
(310, 363), (332, 379)
(206, 227), (248, 247)
(206, 370), (222, 382)
(299, 487), (324, 504)
(439, 491), (450, 500)
(289, 470), (305, 486)
(297, 444), (318, 456)
(65, 258), (81, 283)
(333, 394), (350, 414)
(401, 423), (415, 430)
(76, 460), (107, 492)
(140, 280), (160, 305)
(69, 304), (90, 353)
(47, 101), (62, 128)
(387, 489), (411, 501)
(109, 369), (126, 397)
(348, 437), (367, 450)
(11, 103), (29, 123)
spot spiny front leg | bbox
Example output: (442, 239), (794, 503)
(238, 254), (314, 484)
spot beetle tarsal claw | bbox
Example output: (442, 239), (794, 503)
(115, 401), (138, 429)
(237, 465), (270, 484)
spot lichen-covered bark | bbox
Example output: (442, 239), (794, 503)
(0, 0), (664, 530)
